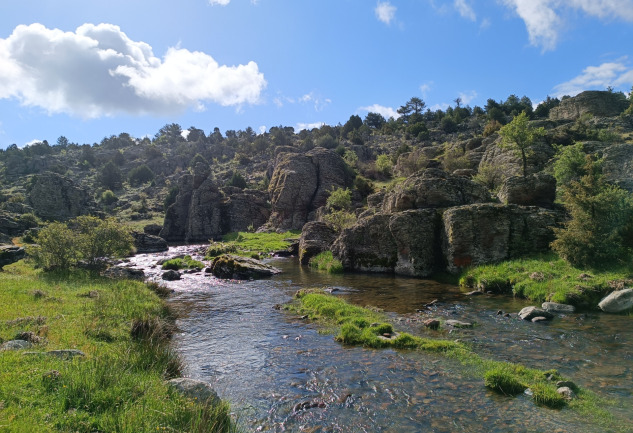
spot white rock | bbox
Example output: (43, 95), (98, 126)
(598, 288), (633, 313)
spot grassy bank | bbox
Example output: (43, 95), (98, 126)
(458, 252), (633, 308)
(288, 290), (621, 430)
(0, 262), (236, 432)
(206, 231), (300, 259)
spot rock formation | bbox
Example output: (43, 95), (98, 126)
(549, 90), (629, 121)
(27, 172), (94, 221)
(298, 221), (339, 265)
(497, 173), (556, 208)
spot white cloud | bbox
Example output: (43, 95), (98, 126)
(258, 125), (266, 134)
(553, 60), (633, 97)
(458, 90), (478, 105)
(296, 122), (324, 131)
(375, 2), (397, 25)
(0, 23), (266, 118)
(359, 104), (400, 119)
(454, 0), (476, 21)
(419, 82), (433, 97)
(501, 0), (633, 51)
(299, 92), (331, 111)
(429, 103), (450, 111)
(209, 0), (230, 5)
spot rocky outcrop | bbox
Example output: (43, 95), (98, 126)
(27, 172), (94, 221)
(132, 232), (168, 253)
(298, 222), (338, 265)
(442, 204), (560, 273)
(602, 143), (633, 192)
(598, 288), (633, 313)
(267, 148), (353, 230)
(497, 173), (556, 207)
(0, 245), (25, 269)
(549, 91), (629, 121)
(479, 139), (555, 178)
(210, 254), (281, 280)
(102, 266), (145, 280)
(160, 171), (270, 242)
(381, 169), (490, 213)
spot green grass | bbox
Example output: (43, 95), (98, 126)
(161, 255), (205, 270)
(206, 231), (300, 259)
(308, 251), (343, 274)
(288, 290), (622, 427)
(0, 261), (236, 432)
(458, 252), (633, 308)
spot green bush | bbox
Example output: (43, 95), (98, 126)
(28, 222), (77, 271)
(100, 189), (118, 205)
(128, 164), (155, 186)
(326, 187), (352, 211)
(375, 154), (393, 176)
(552, 143), (587, 187)
(227, 172), (247, 189)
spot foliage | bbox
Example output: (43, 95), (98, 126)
(551, 143), (588, 188)
(395, 148), (429, 177)
(326, 187), (352, 211)
(189, 153), (209, 168)
(162, 255), (204, 270)
(343, 149), (358, 167)
(473, 161), (508, 193)
(128, 164), (155, 186)
(309, 251), (344, 273)
(206, 231), (300, 259)
(364, 112), (386, 129)
(322, 210), (357, 231)
(440, 116), (458, 133)
(482, 119), (502, 137)
(484, 367), (526, 395)
(375, 154), (393, 177)
(163, 185), (179, 211)
(100, 189), (118, 205)
(316, 134), (337, 149)
(441, 145), (470, 173)
(353, 175), (374, 199)
(498, 111), (546, 177)
(99, 161), (123, 190)
(27, 222), (77, 271)
(228, 172), (248, 189)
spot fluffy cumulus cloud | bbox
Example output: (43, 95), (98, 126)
(375, 2), (397, 25)
(0, 23), (266, 118)
(554, 60), (633, 97)
(359, 104), (400, 119)
(501, 0), (633, 51)
(296, 122), (324, 131)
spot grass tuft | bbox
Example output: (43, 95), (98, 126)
(309, 251), (344, 273)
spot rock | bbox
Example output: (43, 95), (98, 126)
(556, 386), (575, 400)
(497, 173), (556, 208)
(162, 270), (182, 281)
(132, 232), (168, 253)
(267, 148), (353, 230)
(556, 380), (576, 389)
(27, 172), (94, 221)
(210, 254), (281, 280)
(102, 266), (145, 280)
(479, 138), (555, 178)
(298, 221), (339, 265)
(598, 288), (633, 313)
(143, 224), (163, 236)
(549, 90), (629, 121)
(531, 316), (549, 323)
(518, 306), (554, 321)
(423, 319), (440, 330)
(465, 290), (483, 296)
(167, 378), (219, 404)
(46, 349), (85, 359)
(444, 320), (473, 328)
(1, 339), (32, 351)
(0, 245), (25, 269)
(602, 143), (633, 193)
(542, 302), (575, 314)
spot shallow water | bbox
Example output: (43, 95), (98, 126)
(129, 247), (633, 432)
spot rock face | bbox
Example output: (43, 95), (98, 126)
(598, 288), (633, 313)
(497, 173), (556, 208)
(0, 245), (25, 269)
(210, 254), (281, 280)
(267, 148), (353, 230)
(298, 222), (339, 265)
(132, 232), (168, 253)
(602, 143), (633, 193)
(160, 171), (270, 242)
(549, 90), (629, 121)
(442, 204), (560, 273)
(479, 139), (555, 178)
(27, 172), (94, 221)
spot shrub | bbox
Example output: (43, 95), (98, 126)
(343, 150), (359, 167)
(322, 210), (357, 231)
(128, 164), (155, 186)
(441, 145), (471, 173)
(228, 172), (247, 189)
(375, 154), (393, 177)
(484, 368), (526, 395)
(551, 143), (587, 188)
(483, 120), (502, 137)
(28, 222), (77, 271)
(353, 175), (374, 199)
(395, 149), (430, 177)
(100, 190), (118, 205)
(473, 161), (508, 193)
(99, 161), (123, 190)
(316, 134), (337, 149)
(326, 187), (352, 211)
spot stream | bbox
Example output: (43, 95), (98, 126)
(128, 246), (633, 432)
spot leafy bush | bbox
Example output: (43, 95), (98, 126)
(551, 143), (587, 188)
(316, 134), (337, 149)
(483, 119), (502, 137)
(473, 161), (508, 193)
(441, 145), (470, 173)
(99, 161), (123, 190)
(128, 164), (155, 186)
(375, 154), (393, 177)
(28, 222), (77, 271)
(326, 187), (352, 211)
(100, 190), (118, 205)
(322, 210), (357, 231)
(228, 172), (247, 189)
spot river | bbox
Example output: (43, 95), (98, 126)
(129, 246), (632, 432)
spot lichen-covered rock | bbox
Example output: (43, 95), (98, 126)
(541, 302), (575, 314)
(497, 173), (556, 208)
(1, 339), (32, 351)
(298, 221), (339, 265)
(598, 288), (633, 313)
(210, 254), (281, 280)
(167, 378), (219, 404)
(132, 232), (168, 253)
(0, 245), (25, 269)
(602, 143), (633, 193)
(27, 172), (94, 221)
(549, 90), (629, 121)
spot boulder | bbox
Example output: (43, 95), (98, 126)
(132, 232), (168, 253)
(518, 306), (554, 321)
(497, 173), (556, 208)
(541, 302), (575, 314)
(102, 266), (145, 280)
(598, 288), (633, 313)
(162, 270), (182, 281)
(267, 148), (353, 230)
(210, 254), (281, 280)
(1, 340), (32, 351)
(167, 378), (219, 404)
(479, 139), (555, 178)
(602, 143), (633, 193)
(299, 221), (339, 265)
(27, 172), (94, 221)
(549, 90), (629, 121)
(0, 245), (25, 269)
(143, 224), (163, 236)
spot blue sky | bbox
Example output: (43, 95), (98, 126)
(1, 0), (632, 148)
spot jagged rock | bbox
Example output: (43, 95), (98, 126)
(598, 288), (633, 313)
(602, 143), (633, 193)
(1, 340), (32, 351)
(542, 302), (575, 314)
(518, 306), (554, 321)
(298, 221), (339, 265)
(132, 232), (168, 253)
(497, 173), (556, 208)
(102, 266), (145, 280)
(0, 245), (25, 269)
(549, 90), (629, 121)
(162, 270), (181, 281)
(210, 254), (281, 280)
(381, 169), (490, 213)
(442, 204), (560, 273)
(267, 148), (353, 230)
(27, 172), (94, 221)
(167, 378), (219, 404)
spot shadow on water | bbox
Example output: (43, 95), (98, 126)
(129, 247), (633, 433)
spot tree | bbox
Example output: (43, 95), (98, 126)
(128, 164), (155, 186)
(398, 97), (426, 124)
(375, 154), (393, 176)
(498, 111), (546, 177)
(73, 216), (134, 267)
(99, 161), (123, 190)
(28, 222), (77, 271)
(342, 115), (363, 138)
(364, 112), (386, 129)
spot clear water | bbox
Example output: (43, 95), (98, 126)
(129, 246), (633, 432)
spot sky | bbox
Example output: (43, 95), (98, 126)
(1, 0), (633, 149)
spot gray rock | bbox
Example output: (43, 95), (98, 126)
(167, 378), (219, 404)
(497, 173), (556, 208)
(46, 349), (85, 359)
(531, 316), (549, 323)
(444, 320), (473, 328)
(549, 90), (629, 121)
(542, 302), (575, 314)
(0, 245), (25, 269)
(556, 386), (575, 400)
(1, 339), (32, 351)
(132, 232), (168, 253)
(162, 270), (182, 281)
(210, 254), (281, 280)
(598, 288), (633, 313)
(518, 306), (554, 321)
(102, 266), (145, 280)
(27, 172), (94, 221)
(298, 221), (338, 265)
(602, 143), (633, 193)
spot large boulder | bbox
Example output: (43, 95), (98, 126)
(267, 148), (353, 230)
(381, 169), (490, 213)
(298, 222), (339, 265)
(442, 204), (560, 273)
(602, 143), (633, 193)
(479, 139), (555, 178)
(210, 254), (281, 280)
(497, 173), (556, 207)
(549, 90), (629, 121)
(27, 172), (94, 221)
(0, 245), (25, 269)
(598, 288), (633, 313)
(132, 232), (168, 253)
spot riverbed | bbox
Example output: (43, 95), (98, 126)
(129, 246), (632, 432)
